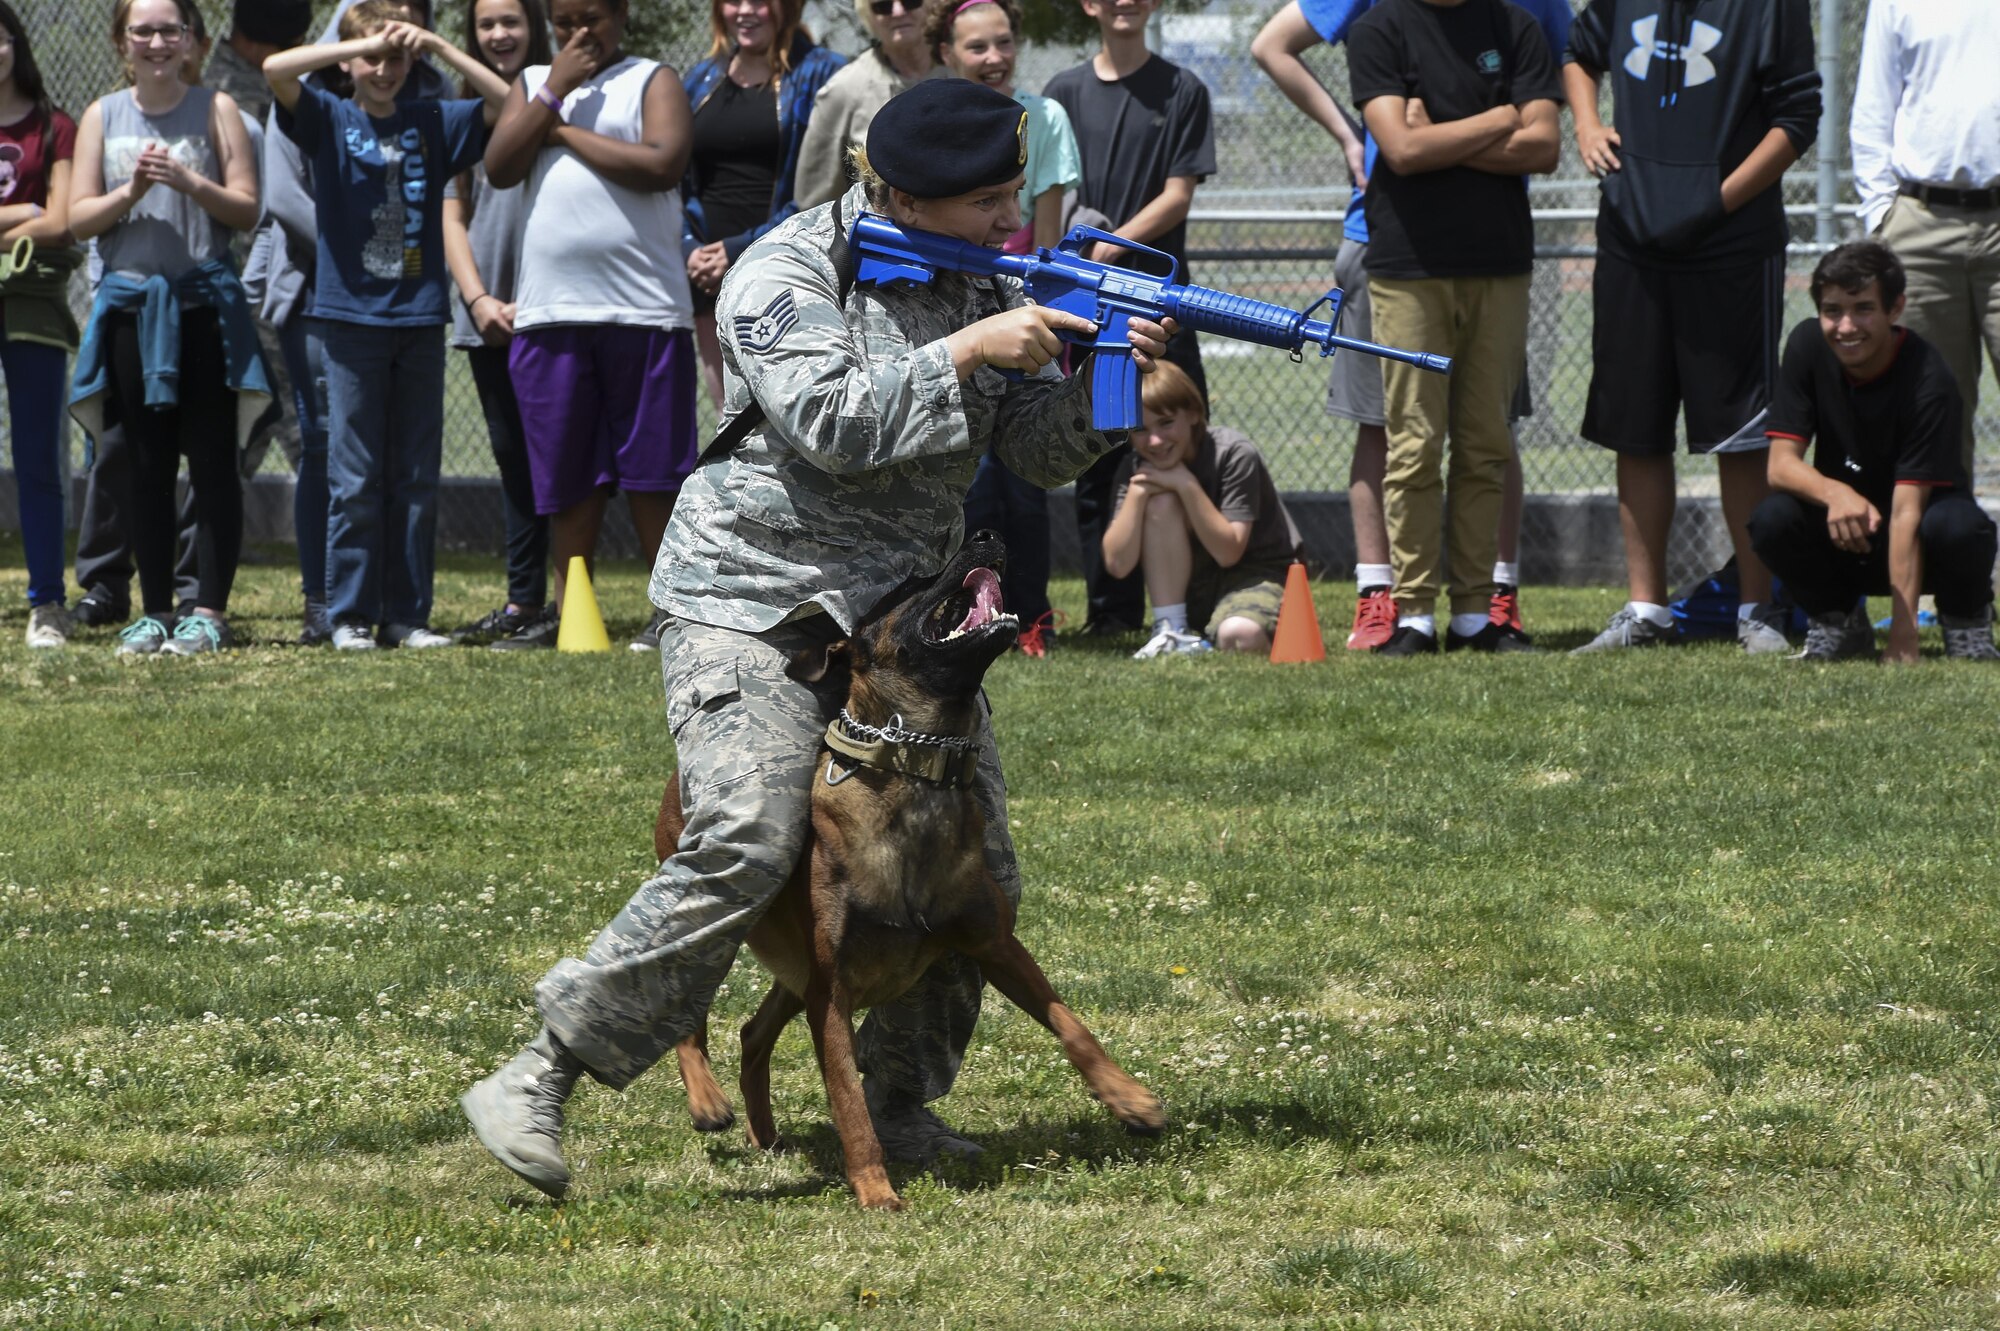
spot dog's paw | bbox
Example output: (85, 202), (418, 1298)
(689, 1103), (737, 1134)
(1106, 1087), (1168, 1137)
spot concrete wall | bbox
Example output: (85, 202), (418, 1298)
(5, 471), (1754, 588)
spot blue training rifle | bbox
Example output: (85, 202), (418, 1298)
(850, 213), (1452, 431)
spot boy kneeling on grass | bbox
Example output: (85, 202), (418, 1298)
(1103, 362), (1304, 659)
(1749, 240), (2000, 664)
(264, 2), (509, 651)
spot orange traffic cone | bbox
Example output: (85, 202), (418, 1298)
(1269, 562), (1326, 663)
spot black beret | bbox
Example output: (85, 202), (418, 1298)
(236, 0), (315, 46)
(866, 80), (1029, 199)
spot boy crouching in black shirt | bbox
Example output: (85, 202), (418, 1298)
(1749, 241), (1999, 664)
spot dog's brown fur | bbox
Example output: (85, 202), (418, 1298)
(654, 558), (1165, 1211)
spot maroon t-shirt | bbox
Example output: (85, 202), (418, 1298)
(0, 107), (78, 210)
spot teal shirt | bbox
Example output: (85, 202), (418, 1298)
(1015, 91), (1080, 226)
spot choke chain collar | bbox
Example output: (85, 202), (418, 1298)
(823, 709), (983, 788)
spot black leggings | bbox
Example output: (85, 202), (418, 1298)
(465, 344), (549, 608)
(105, 308), (242, 615)
(1749, 489), (1997, 619)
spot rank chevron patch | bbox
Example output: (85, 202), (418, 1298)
(733, 291), (799, 353)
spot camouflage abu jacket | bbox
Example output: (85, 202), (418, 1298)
(650, 184), (1122, 634)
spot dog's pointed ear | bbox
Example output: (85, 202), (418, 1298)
(786, 639), (851, 686)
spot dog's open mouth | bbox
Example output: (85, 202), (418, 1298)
(928, 565), (1018, 645)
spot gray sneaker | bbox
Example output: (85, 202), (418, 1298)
(1571, 607), (1675, 654)
(24, 603), (72, 649)
(1737, 603), (1791, 655)
(114, 616), (173, 657)
(1941, 608), (2000, 661)
(460, 1029), (583, 1199)
(1798, 606), (1875, 662)
(299, 601), (334, 647)
(160, 613), (233, 656)
(863, 1080), (983, 1164)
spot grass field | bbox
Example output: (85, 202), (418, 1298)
(4, 538), (2000, 1329)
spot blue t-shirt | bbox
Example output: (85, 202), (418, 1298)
(1298, 0), (1570, 244)
(279, 83), (489, 326)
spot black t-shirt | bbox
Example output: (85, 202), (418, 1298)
(1766, 320), (1965, 514)
(1042, 55), (1216, 277)
(1347, 0), (1562, 279)
(690, 78), (782, 246)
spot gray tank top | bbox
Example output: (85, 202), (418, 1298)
(96, 87), (228, 281)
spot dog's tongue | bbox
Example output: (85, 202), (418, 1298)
(955, 566), (1004, 633)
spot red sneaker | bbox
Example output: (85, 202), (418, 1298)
(1018, 608), (1065, 659)
(1490, 584), (1525, 634)
(1346, 587), (1396, 651)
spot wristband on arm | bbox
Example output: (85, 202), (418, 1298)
(534, 85), (565, 116)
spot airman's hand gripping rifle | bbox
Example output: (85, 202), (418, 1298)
(850, 213), (1452, 431)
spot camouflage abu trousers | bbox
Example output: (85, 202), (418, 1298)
(534, 612), (1021, 1095)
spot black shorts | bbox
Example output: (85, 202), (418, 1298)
(1581, 251), (1785, 457)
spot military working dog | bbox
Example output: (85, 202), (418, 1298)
(654, 533), (1165, 1210)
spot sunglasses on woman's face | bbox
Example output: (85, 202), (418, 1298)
(869, 0), (914, 15)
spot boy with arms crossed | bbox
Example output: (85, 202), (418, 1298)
(1346, 0), (1561, 655)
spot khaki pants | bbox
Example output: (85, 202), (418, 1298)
(1877, 195), (2000, 472)
(1370, 273), (1530, 617)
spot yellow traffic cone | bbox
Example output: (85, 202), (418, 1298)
(556, 555), (611, 652)
(1269, 562), (1327, 663)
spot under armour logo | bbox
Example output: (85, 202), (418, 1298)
(733, 291), (798, 354)
(1623, 15), (1723, 89)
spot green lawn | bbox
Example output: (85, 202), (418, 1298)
(3, 541), (1999, 1329)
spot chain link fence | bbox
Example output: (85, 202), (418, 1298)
(17, 0), (1987, 586)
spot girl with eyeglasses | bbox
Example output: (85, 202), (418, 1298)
(0, 1), (83, 648)
(680, 0), (846, 408)
(792, 0), (939, 210)
(66, 0), (267, 657)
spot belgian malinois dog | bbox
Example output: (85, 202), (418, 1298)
(654, 533), (1166, 1210)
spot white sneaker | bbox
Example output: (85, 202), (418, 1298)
(384, 623), (453, 649)
(332, 622), (378, 652)
(1132, 626), (1214, 660)
(25, 603), (71, 649)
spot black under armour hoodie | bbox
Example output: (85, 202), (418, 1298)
(1566, 0), (1820, 269)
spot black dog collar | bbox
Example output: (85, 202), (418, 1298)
(823, 709), (982, 788)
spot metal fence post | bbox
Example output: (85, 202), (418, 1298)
(1817, 0), (1845, 246)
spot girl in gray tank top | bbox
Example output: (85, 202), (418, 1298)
(92, 84), (229, 280)
(66, 0), (262, 654)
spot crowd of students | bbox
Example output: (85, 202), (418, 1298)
(0, 0), (1995, 664)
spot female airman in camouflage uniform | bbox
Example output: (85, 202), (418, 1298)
(463, 79), (1173, 1199)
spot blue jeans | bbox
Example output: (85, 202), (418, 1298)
(318, 320), (444, 628)
(282, 314), (329, 606)
(2, 339), (69, 607)
(961, 449), (1052, 624)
